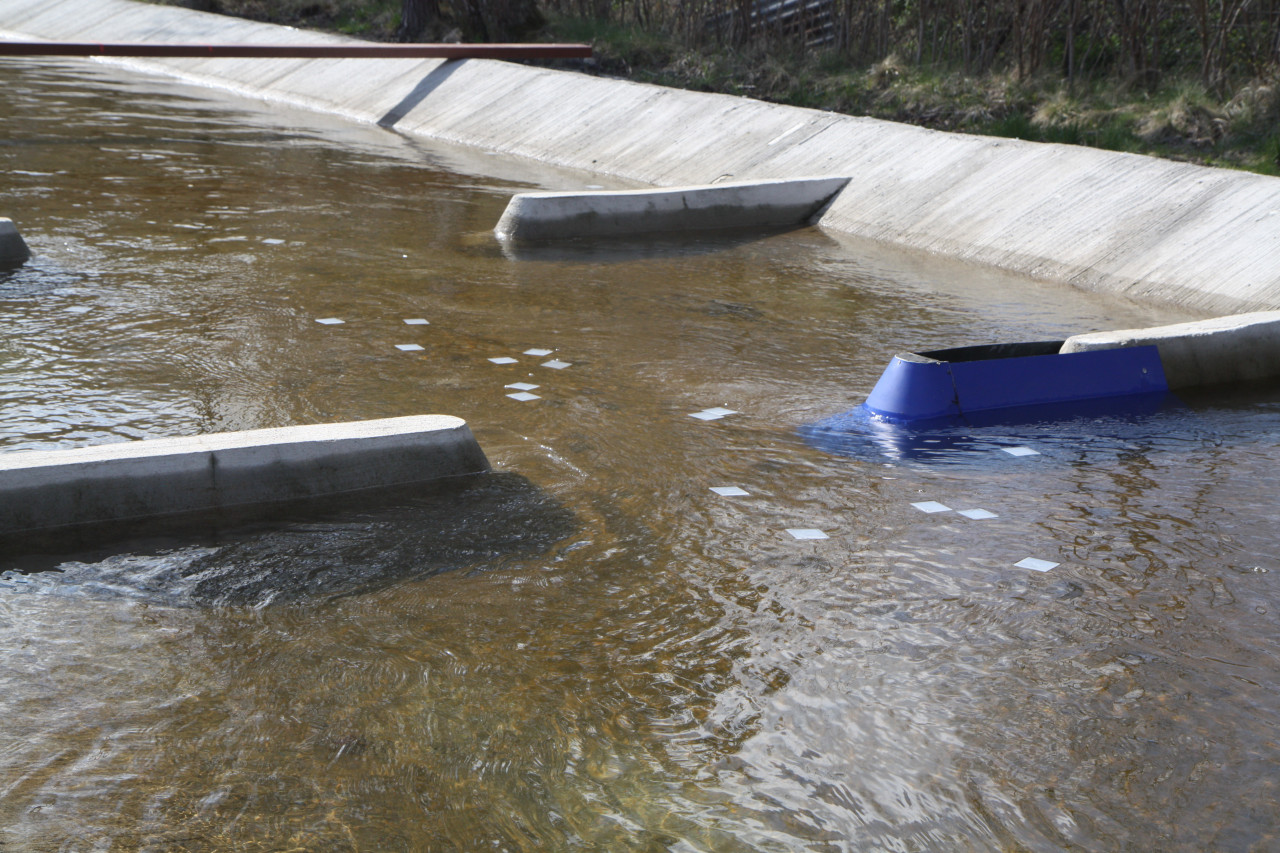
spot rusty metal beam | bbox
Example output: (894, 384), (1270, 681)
(0, 41), (592, 59)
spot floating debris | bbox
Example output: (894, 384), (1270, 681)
(689, 407), (737, 421)
(542, 360), (571, 370)
(404, 318), (429, 325)
(489, 357), (518, 365)
(395, 344), (424, 352)
(524, 348), (553, 356)
(315, 317), (344, 325)
(261, 238), (285, 245)
(507, 391), (540, 402)
(957, 508), (998, 520)
(1015, 557), (1059, 572)
(1002, 446), (1040, 457)
(911, 501), (951, 513)
(786, 528), (829, 540)
(710, 486), (750, 497)
(506, 382), (539, 391)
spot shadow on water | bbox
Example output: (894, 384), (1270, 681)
(0, 471), (577, 606)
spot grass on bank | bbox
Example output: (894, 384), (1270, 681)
(148, 0), (1280, 176)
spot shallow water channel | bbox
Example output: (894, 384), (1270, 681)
(4, 57), (1280, 851)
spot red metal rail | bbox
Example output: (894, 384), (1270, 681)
(0, 42), (592, 59)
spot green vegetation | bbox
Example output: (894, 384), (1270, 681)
(145, 0), (1280, 175)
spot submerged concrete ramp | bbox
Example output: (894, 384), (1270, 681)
(3, 0), (1280, 314)
(493, 178), (849, 241)
(1062, 311), (1280, 389)
(0, 415), (490, 536)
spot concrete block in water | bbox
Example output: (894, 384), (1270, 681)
(1061, 310), (1280, 389)
(0, 218), (31, 268)
(493, 177), (850, 241)
(0, 415), (490, 536)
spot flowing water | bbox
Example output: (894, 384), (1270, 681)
(3, 57), (1280, 851)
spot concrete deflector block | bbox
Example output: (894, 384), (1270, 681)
(1061, 310), (1280, 389)
(0, 415), (491, 535)
(493, 177), (851, 242)
(0, 218), (31, 268)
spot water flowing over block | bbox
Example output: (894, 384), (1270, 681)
(493, 178), (850, 241)
(0, 415), (490, 536)
(0, 218), (30, 268)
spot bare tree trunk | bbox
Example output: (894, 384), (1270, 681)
(397, 0), (441, 41)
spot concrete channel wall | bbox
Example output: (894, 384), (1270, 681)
(3, 0), (1280, 315)
(1062, 310), (1280, 389)
(0, 416), (490, 536)
(493, 178), (851, 240)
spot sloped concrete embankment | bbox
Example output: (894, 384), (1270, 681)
(2, 0), (1279, 315)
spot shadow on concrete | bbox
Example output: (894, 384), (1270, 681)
(377, 60), (466, 128)
(1, 471), (577, 606)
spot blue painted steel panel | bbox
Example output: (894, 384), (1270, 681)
(861, 343), (1168, 424)
(863, 355), (960, 421)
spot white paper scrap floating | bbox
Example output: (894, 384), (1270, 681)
(488, 357), (518, 365)
(404, 318), (429, 325)
(261, 238), (285, 245)
(507, 391), (540, 401)
(524, 348), (553, 356)
(315, 317), (344, 325)
(957, 508), (998, 520)
(542, 359), (571, 369)
(505, 382), (539, 391)
(1002, 446), (1040, 457)
(395, 343), (424, 352)
(1015, 557), (1059, 572)
(690, 407), (738, 421)
(710, 486), (750, 497)
(911, 501), (952, 514)
(786, 528), (829, 540)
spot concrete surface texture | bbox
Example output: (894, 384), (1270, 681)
(0, 415), (491, 535)
(493, 177), (851, 240)
(2, 0), (1280, 314)
(1061, 311), (1280, 388)
(0, 217), (30, 268)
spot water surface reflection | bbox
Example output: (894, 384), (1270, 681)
(2, 57), (1279, 851)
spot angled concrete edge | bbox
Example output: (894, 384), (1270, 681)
(0, 415), (491, 535)
(1061, 311), (1280, 389)
(493, 177), (850, 241)
(0, 217), (31, 268)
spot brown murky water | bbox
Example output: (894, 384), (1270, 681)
(3, 57), (1280, 851)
